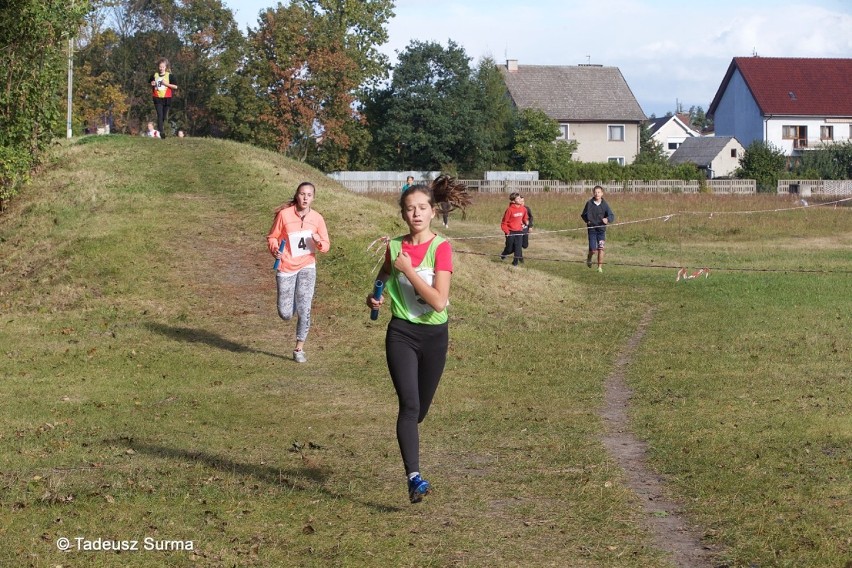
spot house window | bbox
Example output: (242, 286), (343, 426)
(668, 142), (678, 150)
(608, 125), (625, 142)
(821, 126), (834, 141)
(730, 149), (737, 158)
(782, 125), (807, 148)
(557, 124), (568, 140)
(608, 157), (625, 166)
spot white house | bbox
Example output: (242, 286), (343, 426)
(647, 113), (701, 157)
(707, 57), (852, 156)
(668, 136), (744, 178)
(499, 60), (647, 164)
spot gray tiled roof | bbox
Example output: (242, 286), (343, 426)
(668, 136), (737, 167)
(499, 64), (647, 122)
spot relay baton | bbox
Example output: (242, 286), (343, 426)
(272, 240), (286, 270)
(370, 280), (384, 320)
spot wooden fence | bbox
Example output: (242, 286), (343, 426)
(336, 178), (757, 194)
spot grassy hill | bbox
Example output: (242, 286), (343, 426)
(1, 135), (849, 567)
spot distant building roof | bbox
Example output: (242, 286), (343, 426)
(708, 57), (852, 117)
(647, 116), (671, 134)
(499, 63), (646, 122)
(669, 136), (739, 168)
(647, 113), (699, 136)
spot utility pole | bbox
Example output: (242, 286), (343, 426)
(66, 35), (73, 138)
(66, 0), (76, 139)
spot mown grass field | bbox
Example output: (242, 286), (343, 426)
(1, 136), (849, 567)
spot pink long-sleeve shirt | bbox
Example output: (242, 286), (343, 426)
(266, 206), (330, 273)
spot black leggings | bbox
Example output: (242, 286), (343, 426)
(385, 317), (448, 475)
(153, 97), (171, 137)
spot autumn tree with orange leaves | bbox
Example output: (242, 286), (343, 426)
(242, 0), (393, 168)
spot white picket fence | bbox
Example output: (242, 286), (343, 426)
(335, 178), (757, 194)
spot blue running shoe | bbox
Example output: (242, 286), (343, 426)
(408, 474), (431, 503)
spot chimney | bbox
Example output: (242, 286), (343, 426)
(506, 59), (518, 72)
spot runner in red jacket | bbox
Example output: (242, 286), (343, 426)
(499, 192), (529, 266)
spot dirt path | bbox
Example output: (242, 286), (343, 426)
(601, 308), (720, 568)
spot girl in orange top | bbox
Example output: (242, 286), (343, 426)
(266, 182), (330, 362)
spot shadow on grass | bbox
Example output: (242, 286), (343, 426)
(145, 322), (287, 360)
(110, 438), (401, 513)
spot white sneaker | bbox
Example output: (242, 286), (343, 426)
(293, 350), (307, 363)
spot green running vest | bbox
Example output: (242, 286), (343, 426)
(385, 235), (448, 325)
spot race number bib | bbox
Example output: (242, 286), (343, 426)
(288, 230), (315, 258)
(398, 268), (435, 318)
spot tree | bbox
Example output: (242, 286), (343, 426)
(736, 141), (787, 192)
(172, 0), (244, 135)
(470, 56), (516, 173)
(300, 0), (393, 88)
(634, 121), (667, 166)
(511, 108), (577, 179)
(78, 0), (244, 135)
(1, 0), (90, 206)
(366, 39), (484, 172)
(71, 62), (130, 132)
(688, 105), (712, 133)
(794, 141), (852, 180)
(239, 0), (392, 164)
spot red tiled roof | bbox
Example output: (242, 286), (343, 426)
(709, 57), (852, 117)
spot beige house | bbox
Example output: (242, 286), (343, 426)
(498, 59), (646, 164)
(668, 136), (744, 178)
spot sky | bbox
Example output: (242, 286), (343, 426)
(225, 0), (852, 118)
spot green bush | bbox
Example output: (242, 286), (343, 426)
(0, 0), (89, 209)
(736, 141), (786, 193)
(0, 145), (34, 206)
(558, 160), (702, 183)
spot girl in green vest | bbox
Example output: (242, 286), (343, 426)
(366, 175), (470, 503)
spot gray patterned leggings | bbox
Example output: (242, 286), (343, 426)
(276, 266), (317, 342)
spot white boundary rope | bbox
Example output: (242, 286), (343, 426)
(448, 196), (852, 242)
(365, 196), (852, 277)
(447, 249), (852, 275)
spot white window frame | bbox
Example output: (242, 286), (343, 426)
(821, 125), (834, 141)
(608, 124), (625, 142)
(557, 124), (569, 140)
(608, 156), (625, 166)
